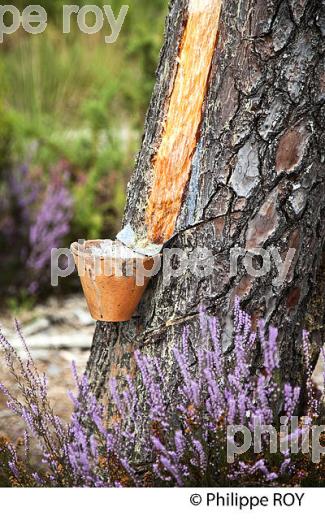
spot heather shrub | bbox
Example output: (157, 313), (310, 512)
(0, 302), (324, 487)
(0, 163), (73, 300)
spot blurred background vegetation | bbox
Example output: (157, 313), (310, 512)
(0, 0), (168, 306)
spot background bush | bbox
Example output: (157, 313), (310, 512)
(0, 0), (168, 303)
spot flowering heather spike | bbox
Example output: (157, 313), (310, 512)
(173, 347), (194, 401)
(71, 360), (80, 389)
(192, 439), (207, 475)
(23, 430), (30, 459)
(284, 384), (293, 416)
(225, 390), (236, 425)
(256, 376), (273, 424)
(302, 330), (317, 415)
(8, 461), (20, 480)
(160, 456), (183, 487)
(134, 350), (168, 427)
(174, 430), (186, 460)
(27, 176), (73, 293)
(15, 320), (32, 360)
(238, 392), (247, 424)
(32, 472), (45, 486)
(284, 384), (300, 417)
(151, 436), (169, 456)
(234, 296), (241, 327)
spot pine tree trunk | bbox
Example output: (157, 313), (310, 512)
(87, 0), (325, 403)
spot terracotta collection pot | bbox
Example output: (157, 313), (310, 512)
(71, 240), (156, 322)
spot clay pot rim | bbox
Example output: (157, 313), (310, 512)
(70, 240), (151, 261)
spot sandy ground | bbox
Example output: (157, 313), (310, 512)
(0, 294), (95, 441)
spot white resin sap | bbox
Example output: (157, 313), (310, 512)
(90, 240), (145, 259)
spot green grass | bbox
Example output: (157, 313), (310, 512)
(0, 0), (168, 241)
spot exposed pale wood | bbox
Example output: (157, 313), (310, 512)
(146, 0), (222, 243)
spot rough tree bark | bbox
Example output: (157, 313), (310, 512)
(87, 0), (325, 409)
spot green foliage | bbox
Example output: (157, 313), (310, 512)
(0, 0), (168, 244)
(0, 99), (14, 172)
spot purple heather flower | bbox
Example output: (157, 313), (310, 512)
(192, 438), (207, 475)
(1, 165), (73, 297)
(0, 303), (321, 488)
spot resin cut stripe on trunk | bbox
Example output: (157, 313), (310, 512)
(146, 0), (222, 244)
